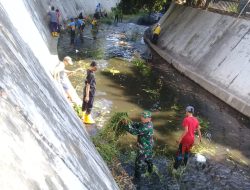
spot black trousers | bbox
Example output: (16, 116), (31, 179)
(70, 30), (75, 45)
(82, 96), (95, 114)
(114, 15), (119, 23)
(152, 34), (159, 44)
(50, 22), (57, 33)
(174, 143), (191, 169)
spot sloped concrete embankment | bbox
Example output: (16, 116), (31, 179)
(0, 0), (119, 189)
(146, 4), (250, 118)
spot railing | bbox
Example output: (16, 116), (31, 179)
(178, 0), (250, 18)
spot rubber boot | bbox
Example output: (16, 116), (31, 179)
(54, 32), (59, 37)
(84, 114), (95, 124)
(51, 32), (54, 37)
(81, 111), (86, 121)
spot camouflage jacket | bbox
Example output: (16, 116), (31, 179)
(124, 122), (154, 153)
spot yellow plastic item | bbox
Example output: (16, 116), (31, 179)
(52, 32), (59, 37)
(109, 68), (120, 75)
(153, 26), (161, 35)
(84, 114), (95, 124)
(54, 32), (59, 37)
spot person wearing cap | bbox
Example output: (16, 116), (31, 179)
(122, 111), (154, 182)
(152, 23), (161, 44)
(53, 56), (75, 102)
(82, 61), (98, 124)
(174, 106), (202, 169)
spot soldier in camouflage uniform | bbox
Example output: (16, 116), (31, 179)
(123, 110), (154, 181)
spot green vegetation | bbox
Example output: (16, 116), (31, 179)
(191, 143), (216, 156)
(87, 48), (104, 60)
(92, 49), (104, 59)
(167, 159), (186, 180)
(227, 4), (238, 13)
(92, 112), (131, 163)
(106, 112), (131, 137)
(100, 16), (113, 25)
(197, 116), (210, 132)
(132, 58), (151, 77)
(142, 88), (160, 100)
(73, 104), (84, 118)
(118, 0), (169, 14)
(131, 58), (166, 101)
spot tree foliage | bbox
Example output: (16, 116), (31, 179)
(119, 0), (169, 14)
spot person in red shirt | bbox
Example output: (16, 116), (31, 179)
(174, 106), (202, 169)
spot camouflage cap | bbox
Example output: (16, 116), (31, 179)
(141, 110), (152, 118)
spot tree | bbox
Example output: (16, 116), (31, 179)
(119, 0), (169, 14)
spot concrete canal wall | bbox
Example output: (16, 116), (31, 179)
(0, 0), (119, 189)
(147, 3), (250, 117)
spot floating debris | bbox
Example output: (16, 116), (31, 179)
(109, 68), (120, 75)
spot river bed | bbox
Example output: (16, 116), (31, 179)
(58, 20), (250, 189)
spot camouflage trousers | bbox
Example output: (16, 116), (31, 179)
(135, 150), (153, 175)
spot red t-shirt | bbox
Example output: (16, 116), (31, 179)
(181, 116), (199, 145)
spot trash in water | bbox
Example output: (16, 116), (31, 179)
(109, 68), (120, 75)
(195, 153), (206, 163)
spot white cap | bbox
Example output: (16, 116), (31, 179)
(63, 56), (73, 65)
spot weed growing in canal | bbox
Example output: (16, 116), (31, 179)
(132, 58), (151, 77)
(142, 88), (160, 100)
(155, 145), (175, 158)
(167, 159), (186, 180)
(91, 49), (105, 60)
(84, 49), (104, 60)
(92, 127), (119, 163)
(144, 165), (164, 182)
(197, 116), (210, 132)
(73, 104), (84, 118)
(92, 112), (131, 163)
(191, 141), (216, 156)
(171, 104), (182, 111)
(131, 58), (166, 102)
(107, 112), (131, 137)
(100, 16), (113, 25)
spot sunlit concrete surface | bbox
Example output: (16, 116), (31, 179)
(0, 0), (119, 189)
(147, 3), (250, 117)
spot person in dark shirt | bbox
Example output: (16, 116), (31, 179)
(82, 61), (98, 124)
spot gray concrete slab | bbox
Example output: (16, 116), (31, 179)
(147, 3), (250, 118)
(0, 0), (119, 189)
